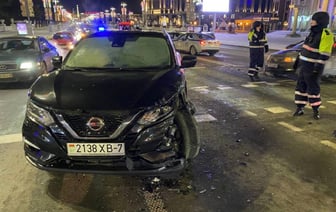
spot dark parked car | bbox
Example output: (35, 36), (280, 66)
(22, 30), (200, 177)
(265, 41), (336, 78)
(0, 36), (59, 84)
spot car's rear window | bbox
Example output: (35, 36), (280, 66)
(53, 33), (72, 39)
(65, 35), (172, 69)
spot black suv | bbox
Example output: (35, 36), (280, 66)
(22, 30), (200, 177)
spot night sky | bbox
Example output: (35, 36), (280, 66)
(59, 0), (142, 14)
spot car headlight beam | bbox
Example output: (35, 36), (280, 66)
(26, 100), (55, 126)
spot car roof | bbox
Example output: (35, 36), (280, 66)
(0, 36), (38, 40)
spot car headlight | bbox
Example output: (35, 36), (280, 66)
(26, 100), (54, 126)
(137, 105), (173, 125)
(20, 62), (34, 70)
(284, 56), (295, 63)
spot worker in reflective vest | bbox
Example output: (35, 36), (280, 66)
(293, 11), (334, 120)
(248, 21), (269, 81)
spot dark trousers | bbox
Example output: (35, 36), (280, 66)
(294, 60), (322, 108)
(248, 47), (264, 76)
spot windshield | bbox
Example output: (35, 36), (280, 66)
(0, 38), (36, 51)
(64, 35), (172, 69)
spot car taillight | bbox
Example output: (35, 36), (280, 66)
(200, 40), (206, 46)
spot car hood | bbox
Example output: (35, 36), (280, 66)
(30, 68), (183, 110)
(0, 50), (39, 62)
(271, 49), (300, 56)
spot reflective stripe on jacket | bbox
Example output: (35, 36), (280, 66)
(299, 28), (334, 64)
(248, 30), (268, 47)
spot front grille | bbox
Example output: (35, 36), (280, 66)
(0, 63), (17, 71)
(56, 110), (132, 137)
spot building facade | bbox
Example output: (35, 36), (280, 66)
(142, 0), (196, 27)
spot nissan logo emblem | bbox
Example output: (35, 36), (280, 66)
(86, 117), (105, 131)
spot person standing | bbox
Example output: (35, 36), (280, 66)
(247, 21), (269, 81)
(293, 11), (334, 120)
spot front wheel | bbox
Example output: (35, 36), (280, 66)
(189, 46), (197, 56)
(174, 110), (200, 160)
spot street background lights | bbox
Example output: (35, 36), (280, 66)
(121, 2), (127, 21)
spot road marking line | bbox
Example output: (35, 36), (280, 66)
(278, 122), (303, 132)
(320, 140), (336, 151)
(194, 114), (217, 122)
(265, 82), (280, 86)
(0, 133), (22, 144)
(327, 100), (336, 105)
(264, 107), (291, 114)
(241, 84), (259, 88)
(190, 86), (210, 94)
(244, 110), (257, 116)
(217, 86), (232, 90)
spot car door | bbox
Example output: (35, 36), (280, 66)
(38, 37), (59, 71)
(174, 34), (186, 52)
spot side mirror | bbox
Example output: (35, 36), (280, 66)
(52, 56), (63, 69)
(42, 47), (50, 53)
(181, 55), (197, 68)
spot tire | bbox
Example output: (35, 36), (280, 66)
(174, 110), (200, 160)
(189, 46), (197, 56)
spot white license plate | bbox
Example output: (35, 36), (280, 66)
(0, 73), (13, 79)
(67, 143), (125, 156)
(267, 63), (278, 68)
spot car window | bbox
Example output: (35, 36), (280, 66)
(65, 35), (172, 69)
(198, 34), (215, 40)
(53, 33), (73, 39)
(0, 38), (36, 50)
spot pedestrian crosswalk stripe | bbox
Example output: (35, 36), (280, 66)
(194, 114), (217, 122)
(241, 84), (259, 88)
(190, 86), (209, 94)
(320, 140), (336, 151)
(217, 85), (232, 90)
(265, 107), (291, 114)
(0, 133), (22, 144)
(278, 122), (303, 132)
(244, 110), (257, 116)
(327, 100), (336, 105)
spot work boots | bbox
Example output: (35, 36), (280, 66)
(313, 110), (320, 120)
(293, 107), (304, 116)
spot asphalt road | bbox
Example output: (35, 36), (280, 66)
(1, 45), (336, 211)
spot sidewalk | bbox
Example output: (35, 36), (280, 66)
(215, 30), (308, 50)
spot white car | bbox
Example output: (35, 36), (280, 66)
(173, 32), (221, 56)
